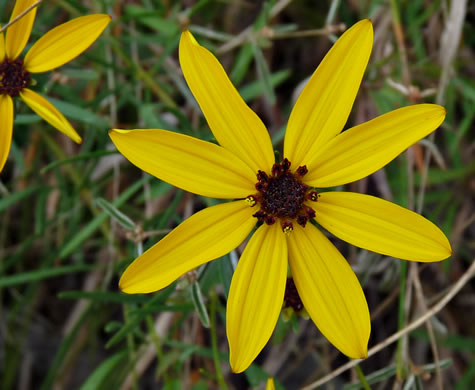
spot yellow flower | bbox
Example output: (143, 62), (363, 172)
(266, 378), (275, 390)
(0, 0), (111, 172)
(110, 20), (452, 373)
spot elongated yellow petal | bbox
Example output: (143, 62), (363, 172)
(0, 29), (5, 61)
(304, 105), (446, 187)
(0, 94), (14, 172)
(288, 223), (370, 359)
(24, 14), (111, 73)
(284, 19), (373, 167)
(120, 201), (256, 294)
(5, 0), (37, 59)
(179, 30), (274, 173)
(314, 192), (452, 261)
(227, 223), (287, 373)
(110, 128), (256, 199)
(266, 378), (275, 390)
(19, 89), (81, 143)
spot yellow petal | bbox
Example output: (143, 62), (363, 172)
(305, 105), (446, 187)
(0, 94), (14, 172)
(314, 192), (452, 261)
(19, 89), (81, 143)
(227, 223), (287, 373)
(110, 128), (256, 199)
(120, 201), (256, 294)
(288, 223), (370, 359)
(284, 19), (373, 167)
(266, 378), (275, 390)
(24, 14), (111, 73)
(5, 0), (37, 59)
(179, 30), (274, 173)
(0, 28), (5, 61)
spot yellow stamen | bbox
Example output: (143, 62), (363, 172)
(245, 195), (256, 207)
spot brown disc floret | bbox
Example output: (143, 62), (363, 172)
(245, 158), (319, 233)
(0, 58), (31, 97)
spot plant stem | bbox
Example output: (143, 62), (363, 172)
(355, 364), (372, 390)
(210, 292), (229, 390)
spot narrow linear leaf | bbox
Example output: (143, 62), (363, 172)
(78, 351), (127, 390)
(58, 290), (150, 304)
(0, 265), (92, 288)
(190, 281), (210, 328)
(251, 41), (276, 104)
(0, 185), (46, 213)
(106, 283), (176, 349)
(239, 69), (290, 102)
(96, 197), (136, 230)
(46, 96), (110, 127)
(41, 150), (118, 174)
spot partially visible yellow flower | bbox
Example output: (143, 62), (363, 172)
(0, 0), (111, 172)
(110, 20), (452, 373)
(266, 378), (275, 390)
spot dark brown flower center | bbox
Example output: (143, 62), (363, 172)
(246, 158), (319, 233)
(262, 172), (307, 218)
(0, 58), (31, 97)
(284, 278), (304, 312)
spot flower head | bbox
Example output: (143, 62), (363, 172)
(0, 0), (111, 172)
(110, 20), (452, 373)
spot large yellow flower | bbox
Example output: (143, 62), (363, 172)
(110, 20), (452, 373)
(0, 0), (111, 172)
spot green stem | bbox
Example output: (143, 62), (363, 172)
(124, 305), (139, 390)
(210, 292), (229, 390)
(396, 260), (408, 380)
(355, 364), (372, 390)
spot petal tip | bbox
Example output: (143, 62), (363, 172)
(101, 14), (112, 23)
(181, 29), (197, 45)
(109, 128), (128, 139)
(359, 347), (369, 359)
(347, 344), (368, 360)
(229, 358), (248, 374)
(356, 18), (374, 35)
(119, 274), (141, 294)
(439, 105), (448, 117)
(439, 245), (453, 261)
(92, 13), (112, 25)
(362, 18), (373, 26)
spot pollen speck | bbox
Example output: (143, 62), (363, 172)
(245, 195), (257, 207)
(282, 221), (293, 234)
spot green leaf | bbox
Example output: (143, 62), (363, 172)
(46, 96), (110, 128)
(251, 41), (276, 104)
(239, 69), (290, 102)
(190, 281), (210, 328)
(96, 197), (136, 230)
(58, 290), (150, 304)
(125, 5), (179, 37)
(78, 351), (127, 390)
(106, 284), (177, 348)
(217, 254), (234, 299)
(0, 185), (46, 213)
(231, 43), (254, 85)
(0, 265), (92, 288)
(40, 150), (118, 174)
